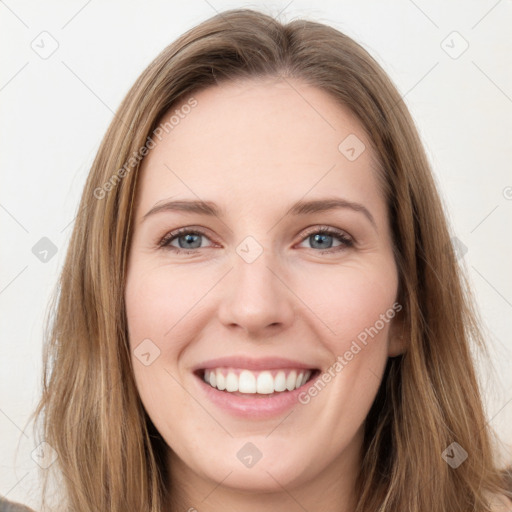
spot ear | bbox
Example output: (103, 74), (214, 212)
(387, 307), (407, 357)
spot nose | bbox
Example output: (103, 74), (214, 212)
(216, 248), (295, 337)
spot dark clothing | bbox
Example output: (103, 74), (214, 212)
(0, 498), (34, 512)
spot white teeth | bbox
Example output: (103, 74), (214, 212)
(239, 370), (256, 393)
(274, 371), (287, 392)
(216, 371), (226, 390)
(256, 371), (274, 394)
(225, 372), (238, 392)
(202, 368), (312, 394)
(286, 370), (297, 391)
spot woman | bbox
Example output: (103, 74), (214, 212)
(32, 8), (511, 512)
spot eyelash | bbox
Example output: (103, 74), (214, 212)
(157, 226), (354, 255)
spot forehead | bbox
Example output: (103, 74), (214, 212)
(135, 78), (385, 221)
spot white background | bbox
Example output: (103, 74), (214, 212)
(1, 1), (511, 509)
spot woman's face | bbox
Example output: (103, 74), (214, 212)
(125, 77), (402, 500)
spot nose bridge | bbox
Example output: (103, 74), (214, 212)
(216, 238), (294, 333)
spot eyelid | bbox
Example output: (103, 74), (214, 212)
(158, 225), (355, 254)
(157, 226), (217, 249)
(299, 225), (353, 243)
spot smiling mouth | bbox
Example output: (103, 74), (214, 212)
(195, 367), (320, 397)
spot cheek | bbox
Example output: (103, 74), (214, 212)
(125, 262), (231, 429)
(292, 259), (398, 410)
(298, 261), (397, 405)
(125, 263), (206, 350)
(297, 257), (399, 351)
(125, 264), (235, 465)
(124, 264), (192, 419)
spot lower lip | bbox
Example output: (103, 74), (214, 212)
(194, 372), (318, 419)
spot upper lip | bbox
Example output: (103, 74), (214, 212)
(192, 356), (319, 372)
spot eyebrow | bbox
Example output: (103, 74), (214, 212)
(143, 197), (377, 229)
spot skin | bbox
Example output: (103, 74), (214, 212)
(125, 77), (404, 512)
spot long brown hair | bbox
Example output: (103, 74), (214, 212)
(31, 8), (511, 511)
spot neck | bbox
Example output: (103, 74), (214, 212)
(163, 429), (362, 512)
